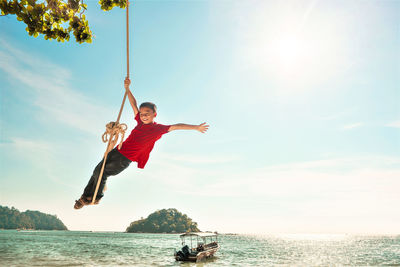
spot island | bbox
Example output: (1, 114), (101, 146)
(0, 205), (68, 230)
(126, 208), (200, 233)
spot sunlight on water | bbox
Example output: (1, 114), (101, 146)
(273, 233), (348, 241)
(0, 230), (399, 266)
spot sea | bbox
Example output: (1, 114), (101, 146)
(0, 230), (399, 266)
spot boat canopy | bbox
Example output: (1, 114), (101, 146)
(180, 232), (217, 238)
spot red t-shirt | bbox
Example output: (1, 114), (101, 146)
(118, 113), (170, 168)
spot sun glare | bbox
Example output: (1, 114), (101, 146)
(275, 34), (307, 72)
(239, 4), (349, 93)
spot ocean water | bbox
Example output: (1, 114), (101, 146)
(0, 230), (399, 266)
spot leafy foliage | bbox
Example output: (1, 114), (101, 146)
(0, 205), (68, 230)
(126, 208), (200, 233)
(0, 0), (127, 43)
(98, 0), (125, 11)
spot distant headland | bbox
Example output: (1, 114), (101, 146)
(126, 208), (200, 233)
(0, 205), (68, 230)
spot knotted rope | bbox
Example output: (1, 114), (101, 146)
(102, 122), (128, 151)
(91, 0), (131, 205)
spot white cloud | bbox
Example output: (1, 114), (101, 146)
(263, 156), (400, 171)
(139, 155), (400, 199)
(317, 107), (358, 121)
(137, 155), (400, 234)
(158, 151), (241, 164)
(342, 122), (363, 130)
(2, 137), (52, 152)
(0, 38), (112, 136)
(385, 120), (400, 128)
(0, 137), (76, 188)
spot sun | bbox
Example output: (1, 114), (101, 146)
(275, 34), (307, 73)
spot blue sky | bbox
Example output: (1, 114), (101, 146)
(0, 0), (399, 234)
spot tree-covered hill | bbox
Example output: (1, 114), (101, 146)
(126, 208), (200, 233)
(0, 205), (68, 230)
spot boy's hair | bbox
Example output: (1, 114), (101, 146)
(140, 102), (157, 112)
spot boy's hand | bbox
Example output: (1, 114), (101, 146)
(124, 77), (131, 90)
(123, 77), (139, 115)
(197, 123), (209, 133)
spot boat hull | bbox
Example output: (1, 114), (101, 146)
(175, 245), (220, 262)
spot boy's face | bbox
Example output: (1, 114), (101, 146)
(139, 107), (156, 124)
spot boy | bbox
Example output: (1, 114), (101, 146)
(74, 78), (209, 209)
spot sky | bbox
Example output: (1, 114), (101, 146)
(0, 0), (399, 234)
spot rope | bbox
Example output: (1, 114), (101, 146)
(102, 122), (128, 150)
(126, 0), (130, 78)
(91, 0), (131, 205)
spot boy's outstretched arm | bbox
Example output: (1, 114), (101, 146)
(124, 77), (139, 116)
(169, 123), (209, 133)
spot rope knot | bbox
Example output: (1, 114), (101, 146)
(102, 121), (128, 152)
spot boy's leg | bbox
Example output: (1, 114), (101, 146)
(78, 148), (131, 205)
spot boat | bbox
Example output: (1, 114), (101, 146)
(174, 232), (220, 262)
